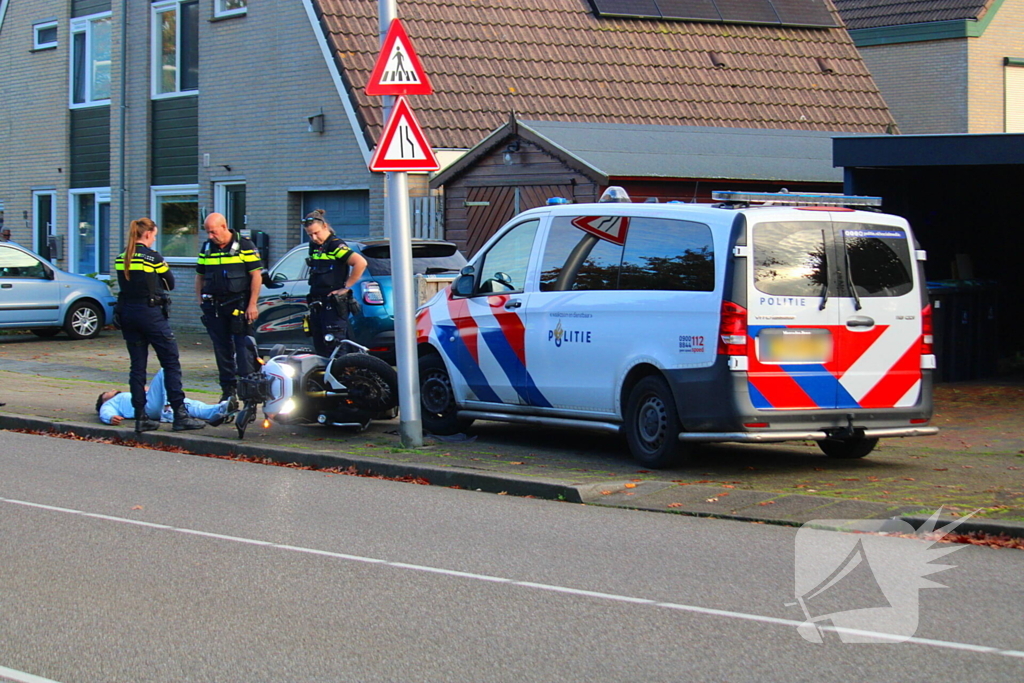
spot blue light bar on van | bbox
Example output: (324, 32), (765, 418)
(711, 191), (882, 208)
(547, 197), (571, 205)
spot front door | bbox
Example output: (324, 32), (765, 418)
(34, 191), (56, 261)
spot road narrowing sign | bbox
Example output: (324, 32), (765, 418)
(365, 19), (433, 96)
(368, 96), (440, 172)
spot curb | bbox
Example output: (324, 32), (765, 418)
(0, 414), (584, 503)
(901, 514), (1024, 540)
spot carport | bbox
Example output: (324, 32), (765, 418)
(835, 134), (1024, 380)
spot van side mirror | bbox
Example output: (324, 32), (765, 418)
(453, 265), (476, 297)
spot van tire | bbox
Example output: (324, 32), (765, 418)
(420, 354), (473, 436)
(818, 437), (878, 459)
(625, 375), (685, 469)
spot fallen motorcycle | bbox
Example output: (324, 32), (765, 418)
(233, 335), (399, 439)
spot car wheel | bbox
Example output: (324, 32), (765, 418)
(419, 354), (472, 435)
(328, 353), (399, 412)
(31, 328), (61, 338)
(625, 375), (687, 469)
(818, 437), (879, 459)
(64, 301), (102, 339)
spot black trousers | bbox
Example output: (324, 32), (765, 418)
(119, 302), (184, 416)
(308, 296), (349, 357)
(201, 299), (255, 394)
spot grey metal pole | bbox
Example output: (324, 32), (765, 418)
(380, 0), (423, 448)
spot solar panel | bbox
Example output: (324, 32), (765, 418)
(589, 0), (661, 18)
(656, 0), (721, 22)
(589, 0), (837, 27)
(769, 0), (836, 27)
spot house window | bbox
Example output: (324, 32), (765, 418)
(152, 186), (199, 261)
(70, 13), (111, 106)
(69, 189), (110, 275)
(214, 0), (247, 18)
(214, 182), (247, 234)
(34, 20), (58, 50)
(152, 0), (199, 98)
(1005, 60), (1024, 133)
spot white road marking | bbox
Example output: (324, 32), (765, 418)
(3, 495), (1023, 660)
(0, 664), (63, 683)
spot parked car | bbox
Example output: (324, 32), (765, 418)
(0, 241), (117, 339)
(254, 239), (467, 362)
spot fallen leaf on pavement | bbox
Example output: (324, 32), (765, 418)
(601, 490), (613, 495)
(934, 468), (949, 471)
(759, 500), (775, 506)
(706, 497), (719, 503)
(624, 483), (637, 489)
(667, 502), (683, 508)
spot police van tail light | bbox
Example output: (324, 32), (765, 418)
(362, 282), (385, 305)
(920, 304), (934, 355)
(718, 301), (748, 355)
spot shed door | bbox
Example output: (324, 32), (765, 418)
(465, 185), (572, 257)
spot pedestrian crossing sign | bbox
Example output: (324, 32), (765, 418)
(369, 96), (440, 172)
(365, 19), (433, 96)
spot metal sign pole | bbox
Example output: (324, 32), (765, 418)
(380, 0), (423, 448)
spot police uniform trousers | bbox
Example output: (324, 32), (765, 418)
(119, 302), (185, 416)
(308, 296), (349, 357)
(201, 299), (256, 395)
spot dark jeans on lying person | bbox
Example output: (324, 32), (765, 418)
(308, 296), (349, 357)
(119, 301), (185, 416)
(201, 299), (256, 395)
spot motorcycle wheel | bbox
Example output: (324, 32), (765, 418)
(328, 353), (399, 412)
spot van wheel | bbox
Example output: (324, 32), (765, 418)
(419, 354), (472, 435)
(625, 376), (685, 469)
(818, 437), (878, 459)
(64, 301), (102, 339)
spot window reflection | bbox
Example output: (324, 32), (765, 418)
(753, 222), (828, 296)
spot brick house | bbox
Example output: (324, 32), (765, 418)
(0, 0), (894, 330)
(833, 0), (1024, 133)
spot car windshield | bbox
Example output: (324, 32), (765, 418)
(358, 243), (466, 277)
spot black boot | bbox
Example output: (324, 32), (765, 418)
(172, 405), (206, 432)
(134, 416), (160, 433)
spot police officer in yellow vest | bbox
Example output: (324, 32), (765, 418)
(116, 217), (205, 433)
(303, 209), (368, 357)
(194, 212), (263, 401)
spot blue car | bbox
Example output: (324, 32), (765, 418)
(254, 239), (467, 362)
(0, 241), (117, 339)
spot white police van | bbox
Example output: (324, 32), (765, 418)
(416, 188), (937, 467)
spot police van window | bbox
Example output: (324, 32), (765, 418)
(540, 216), (623, 292)
(753, 222), (828, 297)
(842, 225), (913, 297)
(474, 219), (540, 294)
(620, 218), (714, 291)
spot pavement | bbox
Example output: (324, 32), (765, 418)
(2, 329), (1023, 539)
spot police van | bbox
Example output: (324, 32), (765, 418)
(415, 188), (937, 467)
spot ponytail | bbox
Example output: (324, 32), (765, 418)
(124, 217), (156, 280)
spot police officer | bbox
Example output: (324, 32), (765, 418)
(115, 218), (205, 433)
(303, 209), (368, 356)
(194, 212), (263, 401)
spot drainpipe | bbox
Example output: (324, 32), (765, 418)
(118, 0), (128, 250)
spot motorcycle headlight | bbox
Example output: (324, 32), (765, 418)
(280, 364), (296, 378)
(279, 399), (296, 415)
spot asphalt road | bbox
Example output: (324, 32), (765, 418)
(0, 431), (1022, 682)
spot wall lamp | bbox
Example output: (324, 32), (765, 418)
(503, 139), (521, 165)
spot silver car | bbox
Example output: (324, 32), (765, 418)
(0, 241), (117, 339)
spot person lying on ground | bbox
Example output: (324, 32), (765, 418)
(96, 369), (234, 427)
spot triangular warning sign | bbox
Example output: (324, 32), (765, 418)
(369, 96), (440, 172)
(571, 215), (630, 246)
(365, 19), (433, 96)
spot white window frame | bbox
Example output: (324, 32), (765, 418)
(69, 12), (112, 108)
(1005, 61), (1024, 133)
(33, 19), (58, 50)
(214, 0), (247, 19)
(32, 190), (58, 255)
(151, 0), (199, 100)
(68, 187), (111, 275)
(151, 184), (200, 264)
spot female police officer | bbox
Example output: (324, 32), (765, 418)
(115, 218), (205, 433)
(303, 209), (368, 357)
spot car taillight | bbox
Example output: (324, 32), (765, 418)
(920, 303), (934, 355)
(362, 282), (385, 305)
(718, 301), (748, 355)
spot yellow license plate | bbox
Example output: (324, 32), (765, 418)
(758, 329), (832, 364)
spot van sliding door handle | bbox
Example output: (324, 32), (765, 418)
(846, 316), (875, 328)
(504, 299), (522, 310)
